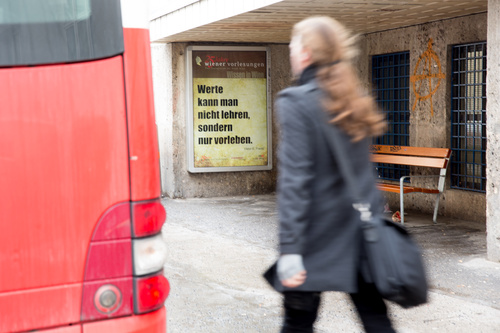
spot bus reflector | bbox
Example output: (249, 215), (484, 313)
(131, 199), (166, 238)
(81, 278), (133, 321)
(132, 233), (167, 276)
(134, 273), (170, 314)
(94, 284), (122, 314)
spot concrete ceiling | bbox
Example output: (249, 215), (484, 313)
(152, 0), (488, 43)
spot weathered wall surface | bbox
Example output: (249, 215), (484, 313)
(358, 13), (488, 222)
(152, 43), (290, 198)
(486, 0), (500, 261)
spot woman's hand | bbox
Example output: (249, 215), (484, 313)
(277, 254), (306, 288)
(281, 270), (307, 288)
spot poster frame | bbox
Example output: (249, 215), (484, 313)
(186, 45), (272, 173)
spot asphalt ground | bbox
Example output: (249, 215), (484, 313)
(160, 194), (500, 332)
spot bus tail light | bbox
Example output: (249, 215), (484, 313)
(131, 198), (169, 314)
(133, 233), (167, 276)
(131, 199), (166, 237)
(134, 273), (170, 314)
(82, 199), (168, 321)
(81, 203), (133, 322)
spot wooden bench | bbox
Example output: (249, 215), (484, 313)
(370, 145), (452, 224)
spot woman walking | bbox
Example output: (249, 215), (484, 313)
(265, 16), (395, 332)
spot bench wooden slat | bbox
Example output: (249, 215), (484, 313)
(377, 183), (440, 194)
(371, 154), (448, 168)
(370, 145), (451, 158)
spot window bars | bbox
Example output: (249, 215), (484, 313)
(372, 52), (411, 181)
(451, 42), (487, 192)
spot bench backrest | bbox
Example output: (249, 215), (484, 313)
(370, 145), (452, 169)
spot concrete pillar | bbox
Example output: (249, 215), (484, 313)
(486, 0), (500, 262)
(151, 43), (175, 196)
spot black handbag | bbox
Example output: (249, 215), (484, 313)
(316, 107), (428, 308)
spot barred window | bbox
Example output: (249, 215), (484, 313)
(372, 52), (410, 181)
(450, 42), (487, 192)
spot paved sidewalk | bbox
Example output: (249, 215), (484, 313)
(161, 194), (500, 332)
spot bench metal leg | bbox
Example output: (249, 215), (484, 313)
(400, 184), (405, 225)
(433, 193), (441, 224)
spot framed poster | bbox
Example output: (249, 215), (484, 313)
(186, 46), (272, 173)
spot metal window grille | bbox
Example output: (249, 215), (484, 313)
(451, 42), (487, 192)
(372, 52), (410, 181)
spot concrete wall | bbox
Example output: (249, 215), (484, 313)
(152, 42), (290, 198)
(486, 0), (500, 261)
(358, 13), (488, 222)
(152, 13), (490, 224)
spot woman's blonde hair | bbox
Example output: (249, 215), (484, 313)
(292, 16), (386, 142)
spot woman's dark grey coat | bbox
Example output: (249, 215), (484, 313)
(266, 67), (383, 293)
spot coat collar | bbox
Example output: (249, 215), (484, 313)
(296, 65), (318, 86)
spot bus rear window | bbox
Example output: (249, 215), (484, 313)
(0, 0), (90, 24)
(0, 0), (123, 66)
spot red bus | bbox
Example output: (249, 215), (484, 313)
(0, 0), (169, 332)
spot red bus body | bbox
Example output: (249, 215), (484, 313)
(0, 1), (168, 332)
